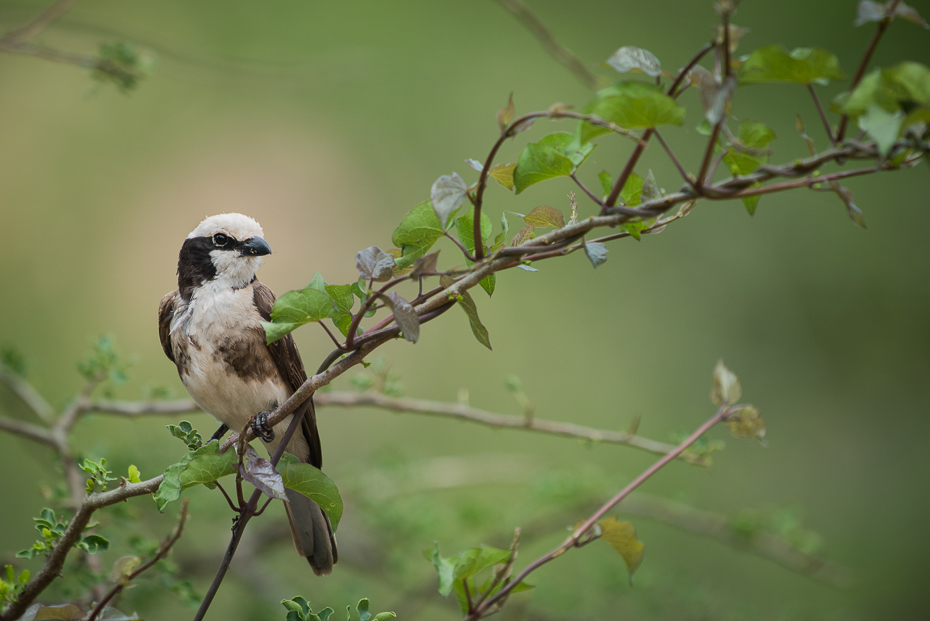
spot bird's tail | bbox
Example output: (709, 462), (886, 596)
(284, 488), (337, 576)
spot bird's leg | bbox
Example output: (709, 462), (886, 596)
(209, 423), (229, 442)
(251, 409), (276, 443)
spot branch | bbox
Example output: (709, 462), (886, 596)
(0, 367), (55, 423)
(836, 0), (902, 141)
(0, 0), (80, 46)
(87, 499), (190, 621)
(490, 0), (600, 90)
(0, 415), (56, 448)
(83, 399), (201, 417)
(316, 391), (708, 466)
(471, 405), (731, 617)
(0, 476), (165, 621)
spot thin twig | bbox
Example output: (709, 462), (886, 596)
(444, 231), (478, 262)
(87, 499), (190, 621)
(808, 84), (835, 145)
(0, 476), (165, 621)
(315, 391), (708, 466)
(653, 129), (695, 188)
(490, 0), (600, 90)
(569, 173), (603, 207)
(0, 0), (80, 46)
(0, 367), (55, 423)
(836, 0), (902, 141)
(472, 405), (731, 617)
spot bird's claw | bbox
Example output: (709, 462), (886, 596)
(251, 410), (275, 443)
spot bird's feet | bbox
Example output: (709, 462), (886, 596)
(251, 410), (276, 443)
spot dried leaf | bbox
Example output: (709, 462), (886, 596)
(430, 173), (468, 229)
(895, 2), (928, 28)
(523, 205), (565, 229)
(726, 405), (766, 441)
(110, 555), (142, 586)
(408, 251), (440, 279)
(605, 46), (662, 77)
(510, 225), (535, 246)
(241, 452), (288, 500)
(855, 0), (888, 25)
(642, 170), (660, 202)
(598, 517), (645, 585)
(498, 92), (515, 134)
(489, 163), (517, 190)
(32, 604), (85, 620)
(465, 158), (484, 172)
(584, 242), (608, 268)
(715, 23), (751, 53)
(830, 181), (867, 229)
(688, 66), (737, 124)
(355, 246), (396, 282)
(386, 291), (420, 343)
(711, 360), (742, 405)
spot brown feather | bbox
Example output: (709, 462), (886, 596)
(157, 291), (178, 363)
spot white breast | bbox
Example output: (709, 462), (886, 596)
(171, 281), (307, 457)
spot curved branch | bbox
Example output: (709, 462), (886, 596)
(315, 391), (708, 466)
(0, 476), (165, 621)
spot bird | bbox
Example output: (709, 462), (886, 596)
(157, 213), (337, 576)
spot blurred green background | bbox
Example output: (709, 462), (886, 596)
(1, 0), (929, 619)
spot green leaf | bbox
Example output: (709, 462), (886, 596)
(79, 534), (109, 554)
(425, 542), (456, 597)
(453, 546), (511, 581)
(278, 462), (343, 531)
(711, 360), (742, 405)
(155, 441), (235, 511)
(536, 132), (596, 167)
(584, 242), (608, 268)
(859, 104), (905, 155)
(513, 142), (574, 194)
(325, 284), (354, 314)
(392, 200), (445, 269)
(455, 208), (496, 296)
(739, 45), (846, 85)
(723, 119), (776, 175)
(263, 282), (336, 344)
(620, 172), (644, 207)
(491, 212), (510, 251)
(743, 191), (761, 216)
(580, 81), (685, 142)
(598, 170), (613, 197)
(726, 405), (766, 441)
(523, 206), (565, 229)
(597, 517), (645, 585)
(488, 163), (516, 190)
(430, 173), (468, 229)
(605, 46), (662, 77)
(441, 276), (491, 350)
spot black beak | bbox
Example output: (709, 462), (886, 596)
(240, 237), (272, 257)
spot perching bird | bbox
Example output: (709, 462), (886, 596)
(157, 213), (337, 575)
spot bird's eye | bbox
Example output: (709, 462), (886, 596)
(213, 233), (229, 247)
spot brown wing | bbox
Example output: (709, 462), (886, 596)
(253, 280), (323, 468)
(158, 291), (179, 363)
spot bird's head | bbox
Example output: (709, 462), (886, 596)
(177, 213), (271, 295)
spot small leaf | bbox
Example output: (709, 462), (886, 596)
(711, 360), (742, 405)
(597, 517), (645, 585)
(110, 555), (143, 586)
(688, 66), (737, 123)
(392, 201), (446, 269)
(489, 163), (517, 190)
(584, 242), (608, 268)
(513, 142), (574, 194)
(743, 190), (762, 216)
(355, 246), (396, 282)
(620, 172), (644, 207)
(264, 281), (337, 345)
(739, 45), (846, 85)
(424, 542), (456, 597)
(894, 2), (928, 28)
(855, 0), (888, 25)
(79, 534), (109, 554)
(859, 104), (905, 155)
(642, 170), (660, 202)
(127, 465), (141, 484)
(715, 23), (751, 53)
(492, 213), (510, 251)
(386, 292), (420, 343)
(241, 452), (288, 500)
(278, 462), (343, 531)
(830, 182), (867, 229)
(523, 205), (565, 229)
(453, 546), (512, 580)
(726, 405), (766, 441)
(510, 225), (534, 247)
(31, 604), (85, 620)
(498, 93), (515, 134)
(409, 251), (440, 279)
(598, 170), (613, 197)
(605, 46), (662, 77)
(430, 173), (469, 229)
(441, 276), (492, 350)
(465, 158), (484, 172)
(580, 81), (686, 142)
(357, 599), (371, 621)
